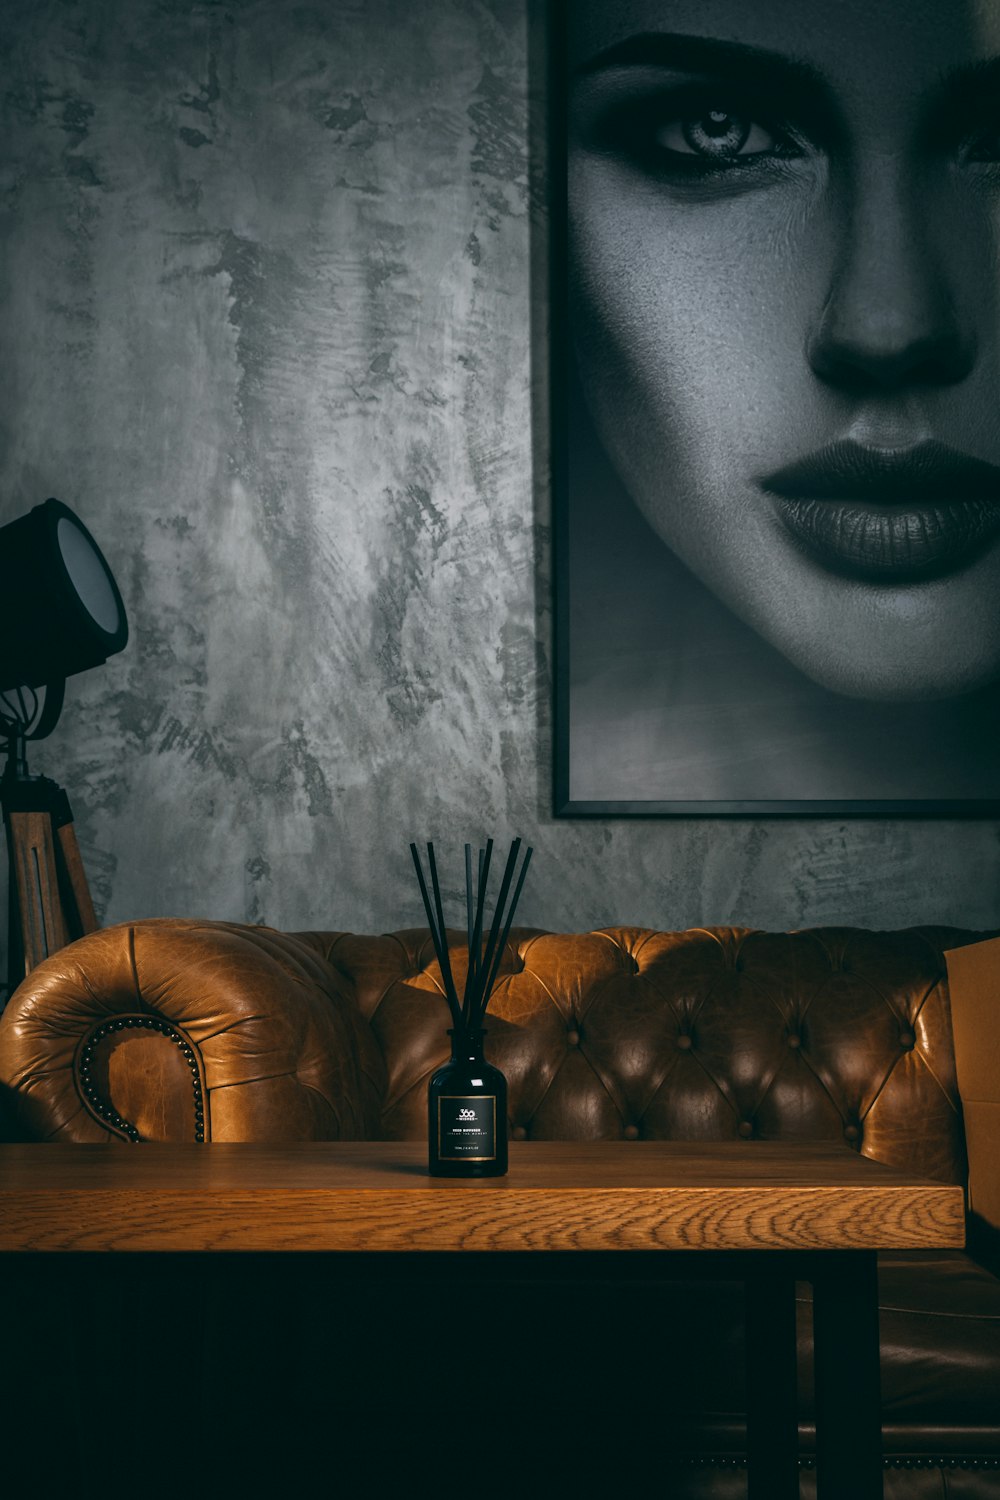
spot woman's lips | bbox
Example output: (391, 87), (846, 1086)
(760, 440), (1000, 581)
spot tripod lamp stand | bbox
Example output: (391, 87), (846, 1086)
(0, 498), (128, 1005)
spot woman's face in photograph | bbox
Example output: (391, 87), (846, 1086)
(568, 0), (1000, 701)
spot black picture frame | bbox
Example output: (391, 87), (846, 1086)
(550, 1), (1000, 820)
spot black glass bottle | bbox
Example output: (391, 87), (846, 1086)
(428, 1028), (508, 1178)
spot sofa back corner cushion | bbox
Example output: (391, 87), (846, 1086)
(944, 934), (1000, 1238)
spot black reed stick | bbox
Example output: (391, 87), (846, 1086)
(480, 845), (532, 1016)
(410, 842), (462, 1030)
(463, 838), (493, 1026)
(427, 842), (460, 1024)
(464, 843), (475, 964)
(410, 841), (440, 953)
(473, 837), (521, 1023)
(463, 842), (479, 1022)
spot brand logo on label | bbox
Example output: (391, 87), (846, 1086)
(437, 1095), (497, 1161)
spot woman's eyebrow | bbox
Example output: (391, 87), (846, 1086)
(573, 31), (833, 106)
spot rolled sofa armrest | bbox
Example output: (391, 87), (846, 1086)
(0, 919), (386, 1142)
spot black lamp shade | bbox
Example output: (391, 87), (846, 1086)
(0, 498), (128, 692)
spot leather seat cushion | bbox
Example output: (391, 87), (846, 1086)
(850, 1251), (1000, 1445)
(678, 1251), (1000, 1453)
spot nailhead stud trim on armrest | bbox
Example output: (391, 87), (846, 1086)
(77, 1015), (206, 1143)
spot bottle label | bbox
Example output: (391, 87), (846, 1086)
(437, 1096), (496, 1161)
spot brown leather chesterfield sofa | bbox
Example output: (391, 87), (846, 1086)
(2, 917), (999, 1498)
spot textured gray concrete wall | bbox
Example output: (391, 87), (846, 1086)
(0, 0), (997, 954)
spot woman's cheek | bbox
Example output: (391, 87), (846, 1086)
(569, 159), (830, 574)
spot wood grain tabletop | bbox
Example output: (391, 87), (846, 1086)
(0, 1140), (966, 1253)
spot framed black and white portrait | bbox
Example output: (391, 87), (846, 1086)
(552, 0), (1000, 816)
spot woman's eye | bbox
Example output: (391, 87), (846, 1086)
(573, 85), (808, 184)
(657, 109), (779, 162)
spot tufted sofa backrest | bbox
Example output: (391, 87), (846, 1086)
(299, 924), (987, 1185)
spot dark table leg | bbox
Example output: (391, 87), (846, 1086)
(745, 1271), (800, 1500)
(812, 1251), (883, 1500)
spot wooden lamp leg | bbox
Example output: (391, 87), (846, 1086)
(7, 809), (70, 975)
(3, 777), (98, 998)
(54, 808), (98, 936)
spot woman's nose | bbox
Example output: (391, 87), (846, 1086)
(807, 160), (978, 393)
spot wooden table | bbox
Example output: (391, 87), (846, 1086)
(0, 1140), (965, 1498)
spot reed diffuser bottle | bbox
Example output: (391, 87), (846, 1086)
(428, 1028), (508, 1178)
(410, 836), (532, 1179)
